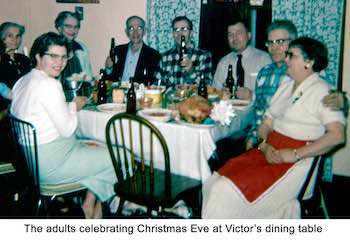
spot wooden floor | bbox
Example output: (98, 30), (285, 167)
(0, 171), (349, 218)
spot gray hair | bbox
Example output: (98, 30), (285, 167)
(266, 19), (297, 40)
(0, 22), (25, 41)
(55, 11), (80, 29)
(125, 15), (145, 29)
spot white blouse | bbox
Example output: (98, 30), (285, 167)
(266, 73), (345, 141)
(11, 69), (77, 144)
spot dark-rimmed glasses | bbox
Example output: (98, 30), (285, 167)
(44, 53), (68, 62)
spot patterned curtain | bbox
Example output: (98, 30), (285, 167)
(273, 0), (346, 182)
(146, 0), (201, 53)
(272, 0), (345, 89)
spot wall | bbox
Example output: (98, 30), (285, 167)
(0, 0), (147, 77)
(333, 2), (350, 177)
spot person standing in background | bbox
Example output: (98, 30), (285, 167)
(0, 22), (31, 89)
(155, 16), (213, 86)
(212, 19), (271, 100)
(55, 11), (94, 84)
(105, 15), (161, 84)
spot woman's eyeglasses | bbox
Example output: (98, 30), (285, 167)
(285, 51), (302, 59)
(44, 53), (68, 62)
(265, 39), (290, 47)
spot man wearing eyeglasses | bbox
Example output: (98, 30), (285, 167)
(155, 16), (212, 86)
(55, 11), (94, 83)
(212, 19), (271, 100)
(105, 15), (161, 84)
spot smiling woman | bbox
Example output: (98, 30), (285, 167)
(10, 32), (117, 219)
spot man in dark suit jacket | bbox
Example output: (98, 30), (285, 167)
(105, 15), (161, 84)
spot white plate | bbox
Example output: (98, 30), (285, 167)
(228, 99), (251, 110)
(176, 120), (216, 128)
(138, 108), (172, 122)
(96, 103), (126, 114)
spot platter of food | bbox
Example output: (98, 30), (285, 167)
(138, 108), (172, 122)
(96, 103), (126, 114)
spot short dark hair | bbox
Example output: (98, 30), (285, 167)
(30, 32), (70, 67)
(172, 16), (193, 30)
(266, 19), (297, 40)
(0, 22), (25, 41)
(227, 19), (250, 32)
(55, 11), (80, 29)
(289, 37), (328, 72)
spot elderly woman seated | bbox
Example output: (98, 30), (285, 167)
(202, 37), (346, 219)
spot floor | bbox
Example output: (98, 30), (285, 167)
(0, 170), (349, 219)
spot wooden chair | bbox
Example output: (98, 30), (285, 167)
(298, 155), (329, 218)
(105, 113), (202, 217)
(8, 114), (86, 217)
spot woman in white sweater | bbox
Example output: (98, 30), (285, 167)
(11, 32), (116, 218)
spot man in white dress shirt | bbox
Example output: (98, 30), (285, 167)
(212, 19), (271, 100)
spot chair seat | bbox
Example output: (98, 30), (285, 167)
(114, 166), (201, 209)
(0, 161), (15, 175)
(40, 182), (86, 196)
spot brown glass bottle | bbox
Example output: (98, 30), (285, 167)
(126, 77), (137, 114)
(179, 35), (186, 63)
(225, 64), (235, 95)
(97, 69), (107, 104)
(198, 72), (207, 99)
(110, 37), (116, 66)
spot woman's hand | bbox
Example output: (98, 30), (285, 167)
(278, 148), (297, 163)
(261, 143), (282, 164)
(75, 96), (87, 111)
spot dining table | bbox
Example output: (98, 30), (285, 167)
(76, 99), (253, 183)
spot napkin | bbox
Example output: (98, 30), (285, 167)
(210, 100), (236, 126)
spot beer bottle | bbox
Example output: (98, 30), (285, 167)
(97, 69), (107, 104)
(179, 35), (186, 63)
(143, 68), (150, 86)
(225, 64), (235, 96)
(198, 72), (207, 99)
(126, 77), (137, 114)
(109, 37), (116, 66)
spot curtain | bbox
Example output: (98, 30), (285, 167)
(146, 0), (201, 53)
(272, 0), (345, 89)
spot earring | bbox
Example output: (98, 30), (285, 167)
(304, 64), (310, 69)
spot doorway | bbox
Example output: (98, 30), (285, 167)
(198, 0), (272, 71)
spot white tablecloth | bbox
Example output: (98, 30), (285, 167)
(76, 107), (253, 182)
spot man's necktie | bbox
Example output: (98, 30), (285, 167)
(236, 54), (245, 87)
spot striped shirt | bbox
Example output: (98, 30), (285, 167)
(155, 46), (212, 86)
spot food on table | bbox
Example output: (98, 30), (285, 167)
(139, 96), (153, 108)
(175, 84), (197, 98)
(177, 95), (212, 124)
(112, 89), (125, 103)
